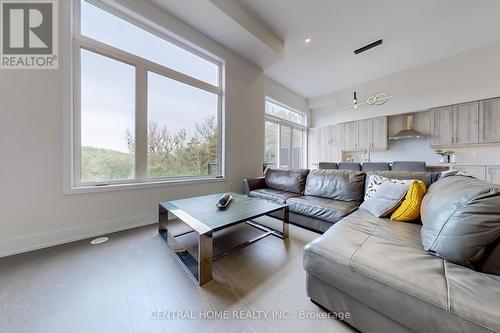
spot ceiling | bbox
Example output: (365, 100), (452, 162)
(236, 0), (500, 98)
(150, 0), (500, 99)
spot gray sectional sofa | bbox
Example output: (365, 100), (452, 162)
(243, 168), (365, 232)
(243, 168), (500, 333)
(243, 168), (437, 233)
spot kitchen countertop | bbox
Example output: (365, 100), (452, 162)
(427, 163), (500, 167)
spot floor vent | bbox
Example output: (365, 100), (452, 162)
(90, 237), (109, 245)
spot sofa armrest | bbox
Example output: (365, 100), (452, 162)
(242, 176), (266, 195)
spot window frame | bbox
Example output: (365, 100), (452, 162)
(69, 0), (225, 192)
(264, 98), (307, 169)
(265, 97), (307, 127)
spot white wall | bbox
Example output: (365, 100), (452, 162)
(343, 139), (441, 164)
(264, 77), (308, 115)
(309, 41), (500, 164)
(0, 0), (266, 256)
(347, 141), (500, 165)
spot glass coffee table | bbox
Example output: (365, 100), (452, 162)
(158, 193), (289, 285)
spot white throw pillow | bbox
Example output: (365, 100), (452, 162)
(361, 174), (410, 217)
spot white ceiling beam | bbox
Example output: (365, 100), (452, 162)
(149, 0), (285, 69)
(209, 0), (284, 58)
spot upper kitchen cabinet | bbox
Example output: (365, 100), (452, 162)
(430, 106), (454, 146)
(344, 117), (387, 151)
(372, 117), (388, 150)
(454, 101), (479, 144)
(430, 102), (479, 146)
(479, 97), (500, 144)
(357, 119), (372, 150)
(342, 121), (358, 151)
(332, 123), (342, 147)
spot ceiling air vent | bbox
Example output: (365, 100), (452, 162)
(354, 39), (383, 55)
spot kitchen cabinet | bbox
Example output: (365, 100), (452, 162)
(372, 117), (388, 149)
(357, 119), (372, 150)
(431, 102), (479, 146)
(479, 97), (500, 143)
(330, 124), (342, 162)
(454, 102), (479, 144)
(487, 166), (500, 185)
(320, 126), (333, 162)
(309, 125), (343, 168)
(307, 127), (321, 169)
(442, 164), (500, 184)
(332, 123), (342, 147)
(319, 125), (342, 162)
(430, 106), (454, 146)
(343, 117), (387, 151)
(450, 165), (487, 181)
(342, 121), (358, 150)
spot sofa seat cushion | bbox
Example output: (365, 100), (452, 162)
(303, 209), (500, 333)
(287, 196), (359, 223)
(248, 188), (301, 204)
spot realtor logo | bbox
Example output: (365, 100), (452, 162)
(1, 0), (58, 69)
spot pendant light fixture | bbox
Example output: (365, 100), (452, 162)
(344, 91), (396, 109)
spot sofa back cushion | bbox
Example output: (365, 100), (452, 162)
(305, 169), (365, 202)
(420, 176), (500, 268)
(264, 168), (309, 194)
(365, 171), (437, 194)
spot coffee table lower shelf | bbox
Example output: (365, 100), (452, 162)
(158, 203), (289, 286)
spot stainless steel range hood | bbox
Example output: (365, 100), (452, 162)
(389, 115), (426, 140)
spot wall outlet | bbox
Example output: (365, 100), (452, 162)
(471, 151), (477, 157)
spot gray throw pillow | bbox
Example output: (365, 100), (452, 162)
(360, 174), (410, 217)
(421, 176), (500, 268)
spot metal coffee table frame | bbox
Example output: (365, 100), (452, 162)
(159, 200), (289, 286)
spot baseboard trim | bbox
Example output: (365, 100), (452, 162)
(0, 212), (158, 258)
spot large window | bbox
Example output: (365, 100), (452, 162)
(264, 121), (279, 168)
(80, 49), (136, 182)
(147, 72), (218, 178)
(73, 0), (223, 188)
(264, 99), (306, 170)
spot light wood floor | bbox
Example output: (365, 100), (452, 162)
(0, 217), (355, 333)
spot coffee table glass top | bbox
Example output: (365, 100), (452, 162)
(161, 192), (286, 232)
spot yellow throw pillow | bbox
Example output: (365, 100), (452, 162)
(390, 180), (427, 222)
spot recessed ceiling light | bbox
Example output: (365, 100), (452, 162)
(304, 38), (312, 44)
